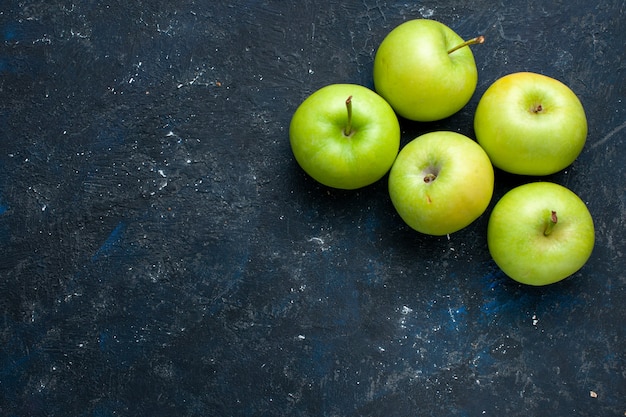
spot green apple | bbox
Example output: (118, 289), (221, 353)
(487, 182), (595, 286)
(474, 72), (588, 176)
(373, 19), (484, 122)
(289, 84), (400, 190)
(388, 131), (494, 235)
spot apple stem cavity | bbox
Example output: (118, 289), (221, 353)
(530, 103), (544, 114)
(423, 173), (437, 183)
(543, 210), (558, 236)
(344, 95), (354, 137)
(447, 35), (485, 55)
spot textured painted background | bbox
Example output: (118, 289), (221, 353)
(1, 1), (625, 416)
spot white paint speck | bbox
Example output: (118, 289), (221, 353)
(532, 314), (539, 326)
(400, 305), (413, 315)
(419, 7), (435, 18)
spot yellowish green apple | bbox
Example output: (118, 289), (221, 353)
(388, 131), (494, 235)
(487, 182), (595, 286)
(474, 72), (588, 176)
(373, 19), (484, 122)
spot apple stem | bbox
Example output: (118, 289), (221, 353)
(344, 95), (353, 137)
(447, 35), (485, 55)
(543, 210), (558, 236)
(423, 173), (437, 183)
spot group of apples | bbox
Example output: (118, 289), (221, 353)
(289, 19), (595, 286)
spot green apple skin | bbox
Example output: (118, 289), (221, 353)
(289, 84), (400, 190)
(388, 131), (494, 236)
(373, 19), (479, 122)
(474, 72), (588, 176)
(487, 182), (595, 286)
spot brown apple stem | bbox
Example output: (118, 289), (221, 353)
(344, 95), (353, 137)
(543, 210), (558, 236)
(423, 173), (437, 183)
(447, 35), (485, 55)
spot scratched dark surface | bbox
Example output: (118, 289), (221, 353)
(1, 1), (625, 416)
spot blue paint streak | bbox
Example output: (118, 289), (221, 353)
(0, 201), (9, 243)
(92, 222), (126, 261)
(4, 31), (15, 41)
(3, 25), (16, 41)
(98, 331), (110, 351)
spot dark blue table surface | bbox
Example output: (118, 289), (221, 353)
(1, 1), (625, 416)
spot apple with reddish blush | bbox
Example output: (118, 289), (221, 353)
(388, 131), (494, 236)
(474, 72), (588, 176)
